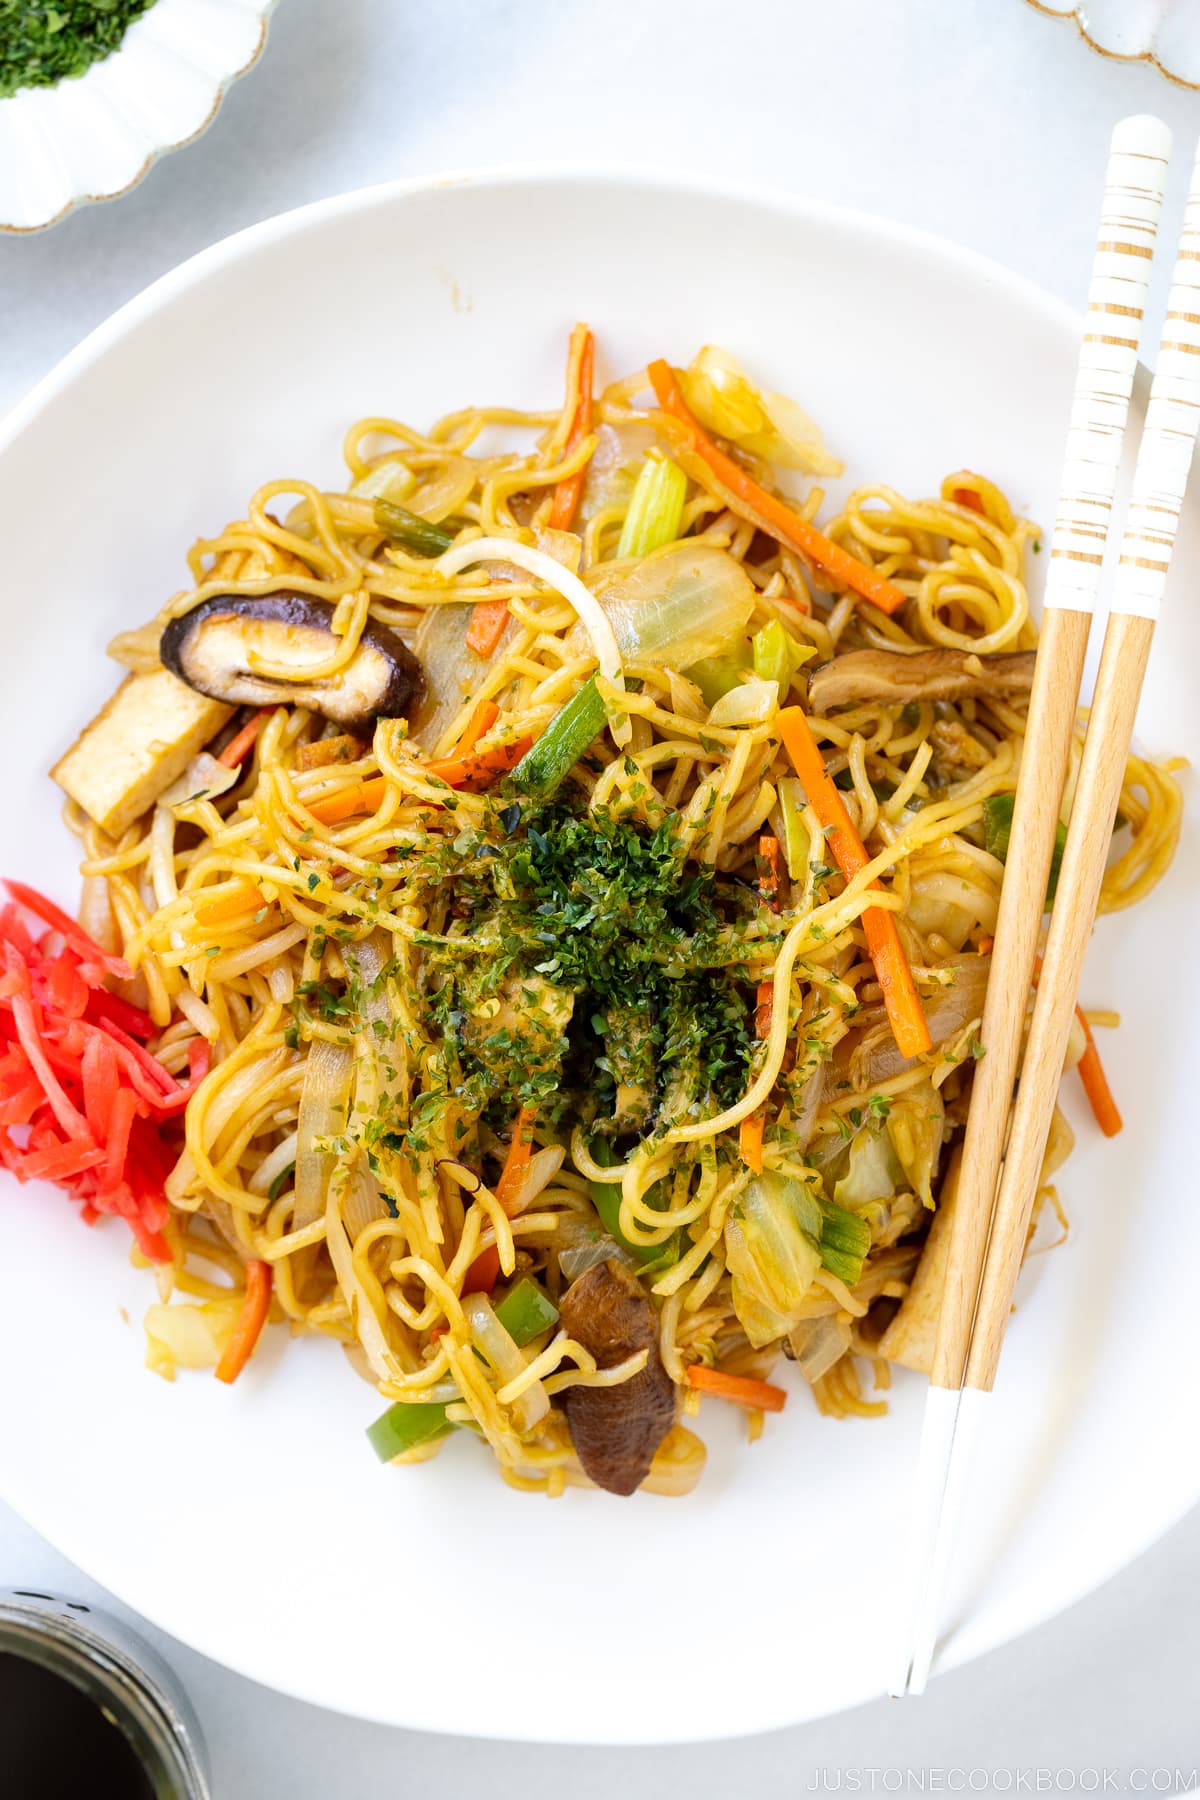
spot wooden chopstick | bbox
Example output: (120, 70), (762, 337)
(891, 113), (1174, 1699)
(965, 139), (1200, 1395)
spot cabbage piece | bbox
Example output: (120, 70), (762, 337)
(598, 543), (755, 671)
(724, 1171), (822, 1349)
(144, 1297), (241, 1381)
(833, 1123), (905, 1211)
(886, 1080), (945, 1209)
(706, 675), (779, 728)
(678, 346), (844, 477)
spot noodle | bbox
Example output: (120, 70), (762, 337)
(45, 336), (1183, 1496)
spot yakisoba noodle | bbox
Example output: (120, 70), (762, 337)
(41, 333), (1181, 1497)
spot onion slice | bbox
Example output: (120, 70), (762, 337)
(294, 1038), (354, 1229)
(435, 536), (629, 744)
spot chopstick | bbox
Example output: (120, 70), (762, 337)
(890, 113), (1175, 1699)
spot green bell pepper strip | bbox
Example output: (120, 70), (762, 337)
(587, 1138), (681, 1269)
(508, 675), (607, 797)
(374, 498), (456, 557)
(366, 1399), (454, 1462)
(493, 1277), (559, 1347)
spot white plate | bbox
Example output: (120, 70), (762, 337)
(0, 171), (1196, 1744)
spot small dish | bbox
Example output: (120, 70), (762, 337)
(0, 0), (279, 234)
(1024, 0), (1200, 90)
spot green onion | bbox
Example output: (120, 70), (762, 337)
(352, 459), (417, 505)
(509, 676), (607, 797)
(777, 776), (810, 880)
(267, 1163), (295, 1202)
(494, 1277), (559, 1347)
(617, 453), (688, 559)
(816, 1199), (871, 1287)
(374, 499), (456, 558)
(751, 618), (813, 698)
(366, 1399), (454, 1462)
(983, 792), (1066, 904)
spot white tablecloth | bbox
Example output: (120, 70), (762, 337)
(3, 0), (1199, 1787)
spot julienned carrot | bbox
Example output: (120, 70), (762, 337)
(423, 736), (532, 793)
(496, 1105), (537, 1212)
(1030, 955), (1122, 1139)
(738, 1108), (766, 1175)
(215, 1260), (273, 1384)
(1075, 1007), (1122, 1138)
(463, 1106), (539, 1294)
(218, 709), (273, 770)
(757, 833), (781, 907)
(465, 599), (511, 658)
(777, 708), (930, 1059)
(194, 884), (267, 927)
(306, 776), (388, 826)
(647, 360), (906, 617)
(547, 325), (595, 533)
(456, 698), (500, 756)
(740, 836), (783, 1172)
(686, 1364), (787, 1413)
(306, 736), (529, 824)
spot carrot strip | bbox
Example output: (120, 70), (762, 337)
(465, 598), (511, 659)
(756, 833), (782, 907)
(424, 736), (532, 793)
(496, 1105), (537, 1214)
(1030, 955), (1122, 1139)
(738, 1111), (766, 1175)
(546, 325), (594, 532)
(218, 709), (272, 770)
(647, 360), (906, 616)
(456, 698), (500, 756)
(306, 777), (388, 826)
(307, 734), (530, 824)
(1074, 1007), (1123, 1138)
(215, 1260), (273, 1384)
(463, 1106), (539, 1294)
(953, 487), (985, 515)
(194, 885), (267, 927)
(686, 1365), (787, 1412)
(777, 708), (930, 1058)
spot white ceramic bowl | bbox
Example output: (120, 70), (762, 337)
(1025, 0), (1200, 89)
(0, 0), (278, 234)
(0, 170), (1197, 1743)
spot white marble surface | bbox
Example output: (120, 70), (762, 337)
(3, 0), (1200, 1786)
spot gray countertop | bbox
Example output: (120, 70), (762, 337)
(3, 0), (1199, 1784)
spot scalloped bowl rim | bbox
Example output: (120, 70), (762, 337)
(0, 0), (280, 234)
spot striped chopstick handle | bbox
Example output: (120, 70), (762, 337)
(1114, 137), (1200, 619)
(1043, 115), (1171, 613)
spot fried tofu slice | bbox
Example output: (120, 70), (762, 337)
(52, 669), (233, 840)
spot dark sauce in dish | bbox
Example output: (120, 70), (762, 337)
(0, 1649), (156, 1799)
